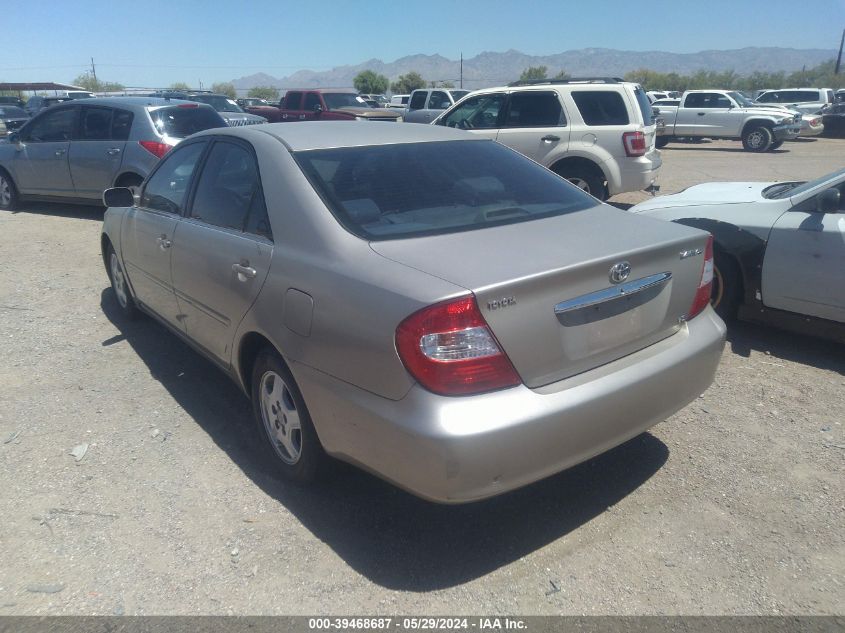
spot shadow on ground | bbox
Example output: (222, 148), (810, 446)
(661, 145), (789, 154)
(727, 320), (845, 375)
(100, 289), (669, 591)
(9, 201), (104, 221)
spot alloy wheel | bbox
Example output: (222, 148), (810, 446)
(259, 371), (302, 465)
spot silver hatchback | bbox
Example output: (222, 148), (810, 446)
(101, 122), (725, 503)
(0, 97), (225, 209)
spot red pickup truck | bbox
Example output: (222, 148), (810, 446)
(244, 89), (402, 123)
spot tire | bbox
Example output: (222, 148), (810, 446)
(557, 165), (608, 201)
(116, 174), (143, 199)
(0, 169), (18, 211)
(251, 348), (329, 483)
(711, 251), (741, 321)
(742, 125), (773, 152)
(769, 140), (784, 150)
(106, 244), (139, 320)
(655, 136), (670, 149)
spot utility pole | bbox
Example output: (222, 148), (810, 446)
(835, 28), (844, 74)
(460, 52), (463, 89)
(90, 57), (97, 85)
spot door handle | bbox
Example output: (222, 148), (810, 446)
(232, 262), (257, 280)
(55, 149), (66, 156)
(107, 148), (122, 155)
(541, 135), (560, 142)
(156, 235), (172, 249)
(697, 112), (706, 116)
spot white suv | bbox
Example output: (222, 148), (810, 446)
(434, 78), (661, 200)
(755, 88), (835, 114)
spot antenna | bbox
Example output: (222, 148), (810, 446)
(836, 28), (844, 74)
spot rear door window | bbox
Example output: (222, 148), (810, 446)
(429, 91), (449, 109)
(79, 106), (113, 140)
(111, 109), (134, 140)
(571, 91), (629, 125)
(189, 140), (268, 237)
(151, 106), (224, 138)
(503, 91), (564, 127)
(141, 141), (207, 214)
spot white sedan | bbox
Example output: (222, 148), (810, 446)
(630, 168), (845, 341)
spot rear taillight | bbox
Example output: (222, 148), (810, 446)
(138, 140), (173, 159)
(395, 295), (521, 396)
(686, 235), (714, 320)
(622, 131), (647, 157)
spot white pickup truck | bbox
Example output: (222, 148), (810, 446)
(654, 90), (801, 152)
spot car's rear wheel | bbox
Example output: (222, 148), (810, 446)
(742, 125), (773, 152)
(0, 169), (18, 211)
(251, 348), (328, 483)
(557, 166), (608, 201)
(656, 136), (670, 149)
(711, 251), (741, 321)
(106, 244), (139, 320)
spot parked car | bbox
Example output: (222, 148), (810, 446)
(100, 121), (725, 503)
(358, 93), (389, 107)
(646, 91), (669, 103)
(822, 102), (845, 137)
(244, 89), (402, 122)
(0, 97), (226, 208)
(237, 98), (270, 108)
(0, 96), (26, 109)
(388, 94), (410, 110)
(755, 88), (835, 114)
(404, 88), (470, 123)
(630, 168), (845, 340)
(434, 77), (661, 200)
(153, 92), (267, 127)
(655, 92), (821, 139)
(24, 95), (73, 116)
(657, 90), (801, 150)
(0, 106), (29, 135)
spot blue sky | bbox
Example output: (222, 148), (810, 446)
(3, 0), (844, 88)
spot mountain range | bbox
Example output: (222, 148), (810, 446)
(231, 47), (837, 92)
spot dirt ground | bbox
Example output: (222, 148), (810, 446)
(0, 137), (842, 615)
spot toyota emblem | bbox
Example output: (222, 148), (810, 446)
(609, 261), (631, 284)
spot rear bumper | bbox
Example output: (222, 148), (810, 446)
(610, 150), (662, 196)
(295, 307), (726, 504)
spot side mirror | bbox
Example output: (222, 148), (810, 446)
(103, 187), (135, 208)
(313, 104), (323, 114)
(8, 132), (20, 145)
(817, 187), (840, 213)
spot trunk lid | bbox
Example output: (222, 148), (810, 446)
(372, 205), (710, 387)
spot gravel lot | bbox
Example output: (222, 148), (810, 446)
(0, 137), (842, 616)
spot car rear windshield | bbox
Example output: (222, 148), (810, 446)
(0, 106), (27, 117)
(632, 87), (655, 125)
(151, 106), (224, 138)
(294, 140), (598, 241)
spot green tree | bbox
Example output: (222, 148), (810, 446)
(390, 72), (426, 94)
(72, 73), (124, 93)
(519, 66), (548, 82)
(248, 86), (280, 101)
(169, 82), (192, 91)
(212, 82), (237, 99)
(353, 70), (389, 94)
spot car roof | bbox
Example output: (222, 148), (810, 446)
(54, 96), (212, 109)
(192, 120), (485, 151)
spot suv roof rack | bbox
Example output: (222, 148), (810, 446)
(507, 77), (625, 87)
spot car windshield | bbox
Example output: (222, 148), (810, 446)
(324, 93), (367, 109)
(728, 92), (754, 107)
(294, 140), (599, 241)
(762, 168), (845, 199)
(151, 106), (225, 138)
(193, 95), (244, 113)
(0, 106), (27, 117)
